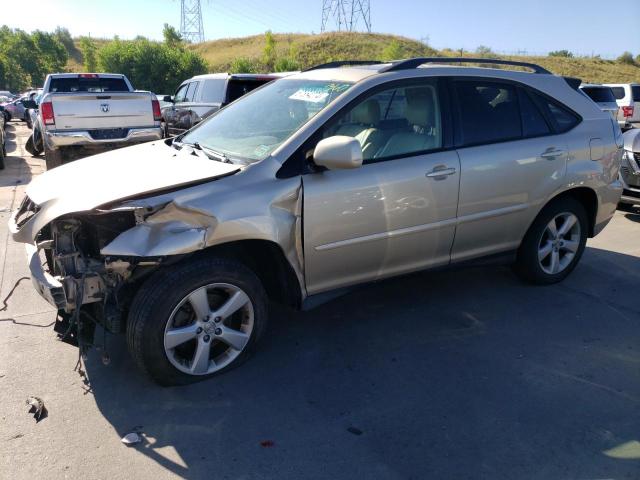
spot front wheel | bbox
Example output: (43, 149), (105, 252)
(127, 256), (268, 386)
(514, 197), (588, 285)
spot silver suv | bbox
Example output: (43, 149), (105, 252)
(9, 58), (623, 385)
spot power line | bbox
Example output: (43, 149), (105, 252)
(321, 0), (371, 33)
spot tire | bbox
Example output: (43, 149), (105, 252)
(127, 256), (268, 386)
(513, 197), (588, 285)
(44, 145), (63, 170)
(0, 144), (5, 170)
(617, 202), (636, 212)
(24, 134), (37, 156)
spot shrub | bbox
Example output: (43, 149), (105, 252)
(382, 40), (403, 61)
(475, 45), (494, 57)
(230, 57), (258, 73)
(617, 51), (635, 65)
(549, 50), (574, 58)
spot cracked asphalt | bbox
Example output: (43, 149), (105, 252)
(1, 121), (639, 479)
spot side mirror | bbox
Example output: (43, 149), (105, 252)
(21, 100), (37, 109)
(163, 95), (174, 103)
(313, 136), (363, 170)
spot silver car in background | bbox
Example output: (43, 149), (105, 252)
(9, 58), (623, 385)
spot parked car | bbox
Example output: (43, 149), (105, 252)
(579, 84), (618, 120)
(0, 90), (13, 100)
(604, 83), (640, 129)
(32, 73), (163, 169)
(9, 58), (623, 385)
(618, 128), (640, 208)
(4, 97), (27, 121)
(161, 73), (282, 137)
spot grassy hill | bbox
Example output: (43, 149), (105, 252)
(70, 32), (640, 84)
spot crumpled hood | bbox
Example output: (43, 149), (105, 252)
(27, 141), (239, 210)
(12, 141), (240, 244)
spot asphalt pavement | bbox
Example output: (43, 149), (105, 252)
(1, 121), (639, 480)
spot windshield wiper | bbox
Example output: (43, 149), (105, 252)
(174, 140), (231, 163)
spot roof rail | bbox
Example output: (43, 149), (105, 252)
(304, 60), (383, 71)
(383, 57), (551, 74)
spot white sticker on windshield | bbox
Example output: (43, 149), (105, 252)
(289, 88), (330, 103)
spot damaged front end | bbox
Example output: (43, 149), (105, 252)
(21, 203), (166, 347)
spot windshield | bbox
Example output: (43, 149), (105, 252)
(180, 79), (353, 163)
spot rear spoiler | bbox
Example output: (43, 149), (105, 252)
(563, 77), (582, 90)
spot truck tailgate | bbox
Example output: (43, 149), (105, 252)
(49, 93), (154, 130)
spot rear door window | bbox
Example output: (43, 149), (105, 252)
(200, 79), (226, 102)
(453, 80), (521, 145)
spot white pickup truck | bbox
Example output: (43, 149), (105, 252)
(33, 73), (163, 169)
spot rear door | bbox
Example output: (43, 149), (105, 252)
(450, 79), (571, 262)
(170, 81), (201, 133)
(303, 78), (460, 294)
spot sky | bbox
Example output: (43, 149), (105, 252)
(4, 0), (640, 58)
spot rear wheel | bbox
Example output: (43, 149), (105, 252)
(514, 197), (588, 284)
(44, 145), (63, 170)
(0, 143), (5, 170)
(127, 256), (268, 386)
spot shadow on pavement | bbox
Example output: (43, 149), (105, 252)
(82, 246), (640, 479)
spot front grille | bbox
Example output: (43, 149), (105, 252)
(88, 128), (129, 140)
(14, 195), (40, 228)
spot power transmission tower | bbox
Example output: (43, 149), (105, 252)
(180, 0), (205, 43)
(321, 0), (371, 33)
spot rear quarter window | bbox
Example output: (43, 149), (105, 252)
(531, 93), (580, 133)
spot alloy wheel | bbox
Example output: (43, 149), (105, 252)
(537, 212), (581, 275)
(163, 283), (254, 375)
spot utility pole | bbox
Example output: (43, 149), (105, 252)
(180, 0), (205, 43)
(321, 0), (371, 33)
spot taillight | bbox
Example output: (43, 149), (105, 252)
(41, 102), (55, 125)
(79, 73), (99, 79)
(622, 106), (634, 118)
(151, 99), (162, 121)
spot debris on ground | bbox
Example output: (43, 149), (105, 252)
(260, 440), (275, 448)
(121, 432), (143, 446)
(347, 426), (363, 436)
(25, 396), (47, 422)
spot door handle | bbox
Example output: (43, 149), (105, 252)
(540, 149), (566, 160)
(426, 166), (457, 179)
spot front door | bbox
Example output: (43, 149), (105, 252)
(302, 79), (460, 294)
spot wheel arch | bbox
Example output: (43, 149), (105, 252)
(195, 239), (304, 310)
(531, 187), (599, 238)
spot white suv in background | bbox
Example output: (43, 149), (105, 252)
(579, 84), (619, 120)
(605, 83), (640, 129)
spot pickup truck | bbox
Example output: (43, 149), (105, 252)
(32, 73), (163, 169)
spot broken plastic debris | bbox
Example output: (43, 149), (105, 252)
(25, 396), (47, 423)
(121, 432), (142, 445)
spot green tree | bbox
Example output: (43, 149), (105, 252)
(98, 37), (208, 93)
(79, 36), (98, 71)
(382, 40), (403, 61)
(263, 30), (277, 71)
(617, 51), (636, 65)
(163, 23), (183, 48)
(548, 49), (573, 58)
(274, 56), (299, 72)
(32, 30), (68, 74)
(54, 26), (77, 57)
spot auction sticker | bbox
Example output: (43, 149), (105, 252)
(289, 88), (330, 103)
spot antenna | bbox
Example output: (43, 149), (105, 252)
(321, 0), (371, 33)
(180, 0), (205, 43)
